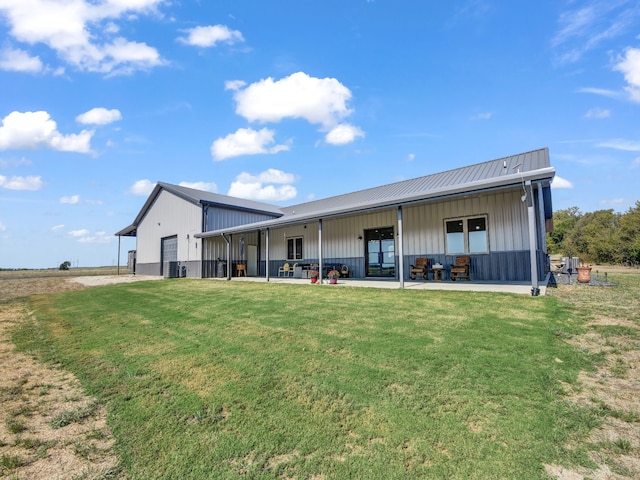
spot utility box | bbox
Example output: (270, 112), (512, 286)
(164, 261), (179, 278)
(127, 250), (136, 274)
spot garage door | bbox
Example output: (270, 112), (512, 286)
(161, 236), (177, 276)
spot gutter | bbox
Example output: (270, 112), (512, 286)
(195, 168), (555, 238)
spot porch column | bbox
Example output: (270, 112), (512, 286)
(526, 181), (539, 295)
(397, 206), (405, 288)
(318, 219), (323, 284)
(117, 235), (121, 275)
(265, 228), (270, 282)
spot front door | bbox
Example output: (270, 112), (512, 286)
(365, 227), (395, 277)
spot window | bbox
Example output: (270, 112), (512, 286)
(287, 237), (303, 260)
(445, 216), (488, 254)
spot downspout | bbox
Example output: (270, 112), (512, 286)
(525, 181), (539, 296)
(222, 233), (231, 281)
(397, 206), (404, 288)
(318, 219), (323, 284)
(536, 183), (547, 252)
(265, 228), (270, 282)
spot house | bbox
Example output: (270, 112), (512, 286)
(116, 148), (555, 292)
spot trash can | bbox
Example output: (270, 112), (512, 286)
(216, 261), (227, 278)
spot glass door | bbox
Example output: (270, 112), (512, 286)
(365, 227), (395, 277)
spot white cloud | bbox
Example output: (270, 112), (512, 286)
(76, 107), (122, 125)
(325, 123), (365, 145)
(178, 25), (244, 47)
(52, 224), (65, 231)
(0, 175), (43, 190)
(577, 87), (622, 98)
(597, 139), (640, 151)
(0, 221), (7, 232)
(231, 71), (355, 128)
(0, 47), (43, 72)
(0, 155), (31, 168)
(228, 169), (298, 202)
(0, 111), (93, 153)
(551, 176), (573, 189)
(60, 194), (80, 204)
(129, 179), (155, 195)
(633, 157), (640, 167)
(211, 127), (290, 161)
(0, 0), (166, 75)
(552, 2), (639, 64)
(225, 79), (246, 91)
(77, 231), (112, 244)
(471, 112), (493, 120)
(69, 229), (90, 237)
(408, 153), (415, 161)
(614, 47), (640, 102)
(584, 107), (610, 119)
(178, 181), (218, 192)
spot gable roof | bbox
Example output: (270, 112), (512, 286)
(195, 147), (554, 238)
(115, 182), (283, 236)
(117, 148), (555, 238)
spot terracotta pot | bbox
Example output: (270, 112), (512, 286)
(311, 277), (318, 283)
(576, 266), (592, 283)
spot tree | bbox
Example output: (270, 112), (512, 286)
(59, 261), (71, 271)
(547, 206), (581, 254)
(564, 209), (621, 264)
(619, 201), (640, 266)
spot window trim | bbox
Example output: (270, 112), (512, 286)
(286, 236), (304, 261)
(444, 215), (489, 254)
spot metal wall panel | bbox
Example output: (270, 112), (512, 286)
(402, 188), (529, 255)
(136, 189), (202, 264)
(205, 206), (278, 231)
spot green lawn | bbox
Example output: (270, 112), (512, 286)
(14, 280), (601, 479)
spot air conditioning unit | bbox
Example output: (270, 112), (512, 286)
(164, 261), (179, 278)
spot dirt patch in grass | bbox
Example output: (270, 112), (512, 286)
(0, 273), (158, 478)
(0, 301), (120, 479)
(545, 276), (640, 480)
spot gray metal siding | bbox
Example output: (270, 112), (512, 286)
(205, 206), (278, 231)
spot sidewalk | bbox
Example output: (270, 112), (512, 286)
(221, 276), (546, 295)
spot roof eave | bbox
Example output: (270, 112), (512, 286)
(195, 167), (555, 238)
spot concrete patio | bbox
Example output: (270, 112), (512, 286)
(217, 275), (548, 296)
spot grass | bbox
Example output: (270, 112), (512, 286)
(50, 400), (100, 429)
(11, 278), (625, 479)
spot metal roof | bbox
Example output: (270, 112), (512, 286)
(115, 181), (283, 236)
(116, 148), (555, 238)
(196, 148), (554, 238)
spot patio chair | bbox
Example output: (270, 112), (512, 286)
(450, 256), (471, 281)
(278, 262), (290, 277)
(340, 264), (349, 278)
(410, 257), (429, 280)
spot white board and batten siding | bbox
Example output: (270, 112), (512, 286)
(136, 189), (202, 265)
(403, 189), (530, 255)
(261, 188), (529, 260)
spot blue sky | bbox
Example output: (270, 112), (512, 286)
(1, 0), (639, 269)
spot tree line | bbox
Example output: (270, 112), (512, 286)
(547, 201), (640, 266)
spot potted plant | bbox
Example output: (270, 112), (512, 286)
(310, 270), (319, 284)
(327, 269), (340, 284)
(576, 263), (592, 283)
